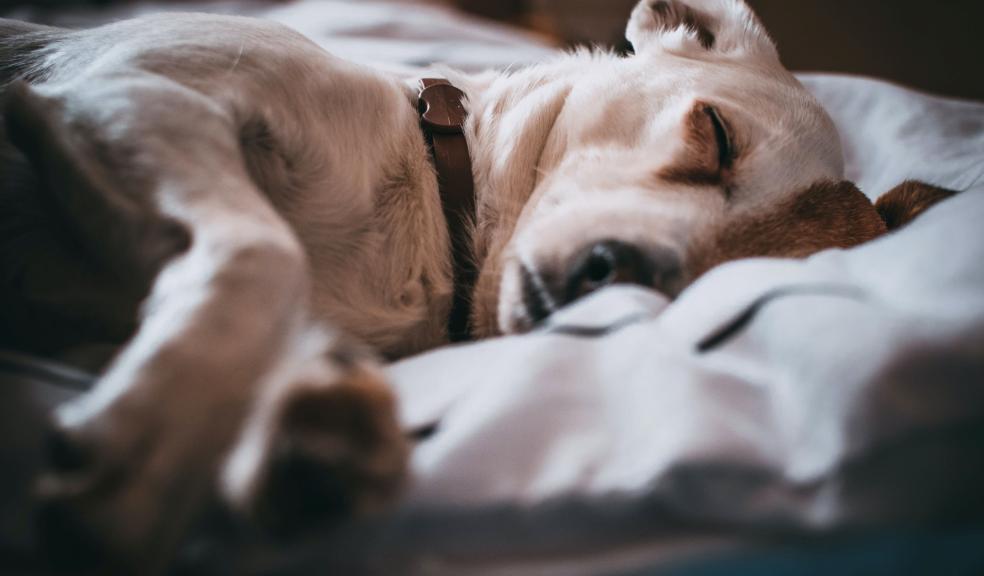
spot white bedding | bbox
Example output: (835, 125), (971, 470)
(8, 2), (983, 573)
(381, 76), (984, 574)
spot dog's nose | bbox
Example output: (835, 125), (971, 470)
(568, 240), (649, 298)
(522, 240), (682, 325)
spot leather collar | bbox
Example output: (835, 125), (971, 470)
(417, 78), (476, 342)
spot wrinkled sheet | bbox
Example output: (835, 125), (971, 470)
(4, 1), (983, 573)
(375, 76), (984, 573)
(372, 77), (984, 573)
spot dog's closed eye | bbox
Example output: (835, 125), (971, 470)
(659, 101), (736, 191)
(704, 105), (734, 171)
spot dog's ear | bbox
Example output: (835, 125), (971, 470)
(874, 180), (958, 231)
(3, 80), (189, 288)
(625, 0), (777, 58)
(757, 180), (888, 257)
(693, 180), (958, 280)
(695, 180), (883, 275)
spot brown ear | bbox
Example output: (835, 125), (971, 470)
(874, 180), (958, 230)
(723, 180), (887, 259)
(659, 101), (731, 188)
(783, 180), (888, 253)
(691, 180), (887, 279)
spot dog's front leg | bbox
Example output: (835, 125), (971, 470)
(7, 80), (405, 572)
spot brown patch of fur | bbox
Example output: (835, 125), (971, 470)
(689, 180), (887, 279)
(874, 180), (957, 230)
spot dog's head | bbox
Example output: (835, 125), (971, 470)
(476, 0), (892, 335)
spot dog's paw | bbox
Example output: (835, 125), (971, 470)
(222, 338), (408, 538)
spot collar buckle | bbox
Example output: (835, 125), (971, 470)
(419, 83), (467, 135)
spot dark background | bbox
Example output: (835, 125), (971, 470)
(456, 0), (984, 102)
(2, 0), (982, 101)
(748, 0), (984, 102)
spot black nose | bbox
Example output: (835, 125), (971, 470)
(521, 240), (682, 325)
(564, 239), (681, 302)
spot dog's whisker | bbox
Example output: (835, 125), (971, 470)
(228, 42), (246, 74)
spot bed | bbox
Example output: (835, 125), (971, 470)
(1, 1), (983, 574)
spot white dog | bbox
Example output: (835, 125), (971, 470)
(0, 0), (952, 571)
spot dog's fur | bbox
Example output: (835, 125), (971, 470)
(0, 0), (956, 571)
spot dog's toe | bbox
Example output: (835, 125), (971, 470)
(245, 363), (409, 538)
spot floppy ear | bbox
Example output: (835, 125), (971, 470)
(874, 180), (958, 231)
(690, 180), (885, 278)
(625, 0), (777, 58)
(759, 180), (888, 256)
(692, 180), (958, 281)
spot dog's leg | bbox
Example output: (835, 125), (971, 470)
(8, 79), (405, 571)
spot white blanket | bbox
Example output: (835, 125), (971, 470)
(375, 75), (984, 572)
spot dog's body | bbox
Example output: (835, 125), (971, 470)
(0, 1), (955, 571)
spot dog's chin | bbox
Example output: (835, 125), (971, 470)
(503, 300), (540, 335)
(496, 249), (684, 335)
(501, 278), (677, 336)
(498, 290), (546, 336)
(503, 285), (676, 336)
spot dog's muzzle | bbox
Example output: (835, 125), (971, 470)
(521, 240), (682, 325)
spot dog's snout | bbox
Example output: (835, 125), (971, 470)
(565, 241), (659, 301)
(521, 240), (681, 326)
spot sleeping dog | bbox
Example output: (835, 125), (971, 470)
(0, 0), (954, 571)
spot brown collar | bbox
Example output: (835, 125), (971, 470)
(417, 78), (477, 342)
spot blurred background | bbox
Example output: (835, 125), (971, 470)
(1, 0), (982, 100)
(457, 0), (984, 102)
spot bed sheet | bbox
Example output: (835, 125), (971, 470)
(2, 1), (982, 574)
(375, 77), (984, 574)
(1, 0), (557, 73)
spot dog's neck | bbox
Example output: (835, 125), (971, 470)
(432, 63), (575, 337)
(417, 78), (477, 342)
